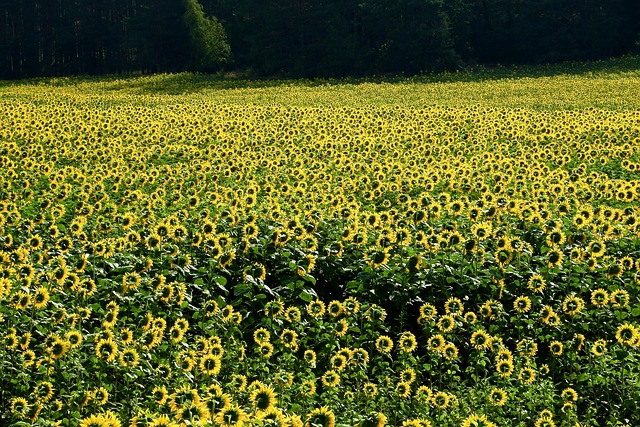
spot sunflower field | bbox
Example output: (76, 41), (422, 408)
(1, 65), (640, 427)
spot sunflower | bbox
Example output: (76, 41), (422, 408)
(427, 334), (445, 352)
(285, 306), (302, 323)
(307, 300), (326, 318)
(479, 300), (497, 319)
(604, 260), (624, 279)
(12, 291), (31, 310)
(527, 274), (546, 293)
(513, 296), (532, 313)
(332, 318), (348, 338)
(375, 335), (393, 353)
(518, 367), (536, 384)
(365, 304), (387, 322)
(33, 381), (54, 402)
(471, 222), (492, 240)
(610, 289), (630, 307)
(219, 249), (236, 269)
(546, 246), (564, 268)
(442, 343), (459, 360)
(542, 312), (560, 327)
(10, 396), (29, 418)
(615, 324), (638, 345)
(549, 341), (563, 356)
(419, 303), (437, 321)
(431, 391), (450, 409)
(351, 347), (369, 366)
(102, 309), (118, 330)
(301, 379), (317, 396)
(470, 329), (491, 350)
(587, 240), (606, 257)
(398, 332), (417, 353)
(444, 297), (464, 316)
(121, 272), (142, 294)
(230, 374), (248, 393)
(256, 407), (287, 427)
(562, 295), (585, 316)
(496, 359), (514, 378)
(22, 349), (36, 367)
(152, 317), (167, 333)
(586, 256), (598, 271)
(464, 311), (477, 324)
(534, 416), (555, 427)
(273, 371), (293, 387)
(206, 390), (232, 416)
(78, 413), (107, 427)
(32, 286), (50, 309)
(463, 238), (479, 254)
(169, 386), (201, 411)
(169, 326), (185, 343)
(488, 387), (507, 406)
(590, 289), (609, 307)
(437, 315), (456, 333)
(305, 407), (336, 427)
(95, 338), (118, 362)
(303, 349), (317, 365)
(151, 386), (169, 405)
(321, 370), (340, 388)
(516, 339), (538, 357)
(461, 414), (496, 427)
(198, 353), (221, 376)
(28, 235), (43, 251)
(327, 300), (344, 318)
(17, 332), (31, 351)
(145, 233), (162, 250)
(569, 248), (584, 264)
(258, 342), (274, 359)
(561, 388), (578, 403)
(47, 336), (69, 360)
(395, 381), (411, 398)
(177, 402), (210, 425)
(93, 387), (108, 405)
(148, 414), (175, 427)
(225, 307), (241, 325)
(331, 354), (348, 371)
(591, 339), (607, 356)
(253, 328), (271, 344)
(366, 246), (391, 268)
(250, 384), (277, 412)
(363, 382), (378, 398)
(176, 351), (195, 372)
(414, 386), (433, 404)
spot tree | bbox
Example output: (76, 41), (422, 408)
(182, 0), (231, 72)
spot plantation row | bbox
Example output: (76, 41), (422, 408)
(0, 74), (639, 427)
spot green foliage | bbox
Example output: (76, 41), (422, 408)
(182, 0), (231, 71)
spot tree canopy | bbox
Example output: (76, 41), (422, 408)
(1, 0), (638, 79)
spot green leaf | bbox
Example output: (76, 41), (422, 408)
(298, 290), (314, 302)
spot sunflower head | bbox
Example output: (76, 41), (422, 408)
(305, 407), (336, 427)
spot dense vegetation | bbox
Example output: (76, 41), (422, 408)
(1, 0), (639, 79)
(1, 63), (640, 426)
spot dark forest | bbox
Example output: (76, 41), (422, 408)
(1, 0), (639, 79)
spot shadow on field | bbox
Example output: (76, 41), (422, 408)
(6, 55), (637, 95)
(107, 55), (640, 95)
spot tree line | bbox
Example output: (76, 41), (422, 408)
(1, 0), (639, 79)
